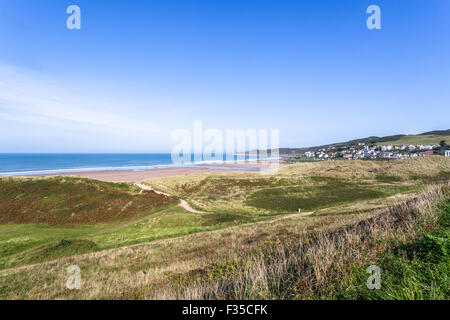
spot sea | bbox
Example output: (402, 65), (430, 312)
(0, 153), (266, 177)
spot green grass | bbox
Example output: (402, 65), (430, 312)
(245, 181), (416, 212)
(338, 200), (449, 300)
(0, 222), (107, 269)
(0, 205), (270, 270)
(0, 174), (276, 270)
(88, 207), (268, 249)
(156, 186), (449, 300)
(0, 184), (448, 299)
(0, 157), (449, 299)
(376, 134), (450, 146)
(11, 240), (98, 268)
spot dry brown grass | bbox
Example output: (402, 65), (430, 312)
(279, 156), (450, 180)
(156, 184), (448, 300)
(1, 183), (446, 299)
(141, 157), (450, 215)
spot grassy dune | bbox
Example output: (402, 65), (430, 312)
(0, 176), (183, 269)
(0, 176), (178, 225)
(0, 157), (449, 299)
(1, 183), (448, 299)
(143, 156), (450, 214)
(165, 186), (450, 300)
(0, 177), (269, 270)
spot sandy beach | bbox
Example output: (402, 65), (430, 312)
(37, 160), (285, 183)
(53, 167), (241, 183)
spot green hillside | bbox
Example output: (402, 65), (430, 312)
(280, 129), (450, 155)
(376, 134), (450, 146)
(0, 176), (178, 225)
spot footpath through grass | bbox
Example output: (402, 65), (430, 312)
(143, 156), (450, 215)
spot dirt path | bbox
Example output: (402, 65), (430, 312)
(135, 183), (204, 214)
(0, 184), (314, 276)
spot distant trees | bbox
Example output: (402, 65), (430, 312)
(439, 140), (448, 152)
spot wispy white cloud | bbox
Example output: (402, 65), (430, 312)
(0, 63), (168, 137)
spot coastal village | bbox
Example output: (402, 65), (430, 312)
(295, 142), (450, 161)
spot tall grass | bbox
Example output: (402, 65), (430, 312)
(161, 184), (449, 299)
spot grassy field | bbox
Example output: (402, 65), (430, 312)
(142, 156), (450, 214)
(164, 186), (450, 300)
(0, 156), (449, 299)
(0, 177), (271, 270)
(376, 134), (450, 146)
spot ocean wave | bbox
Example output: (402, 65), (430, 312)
(0, 156), (279, 176)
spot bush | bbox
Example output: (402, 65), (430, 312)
(416, 234), (449, 261)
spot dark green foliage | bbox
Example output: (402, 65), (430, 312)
(0, 176), (177, 225)
(416, 234), (448, 261)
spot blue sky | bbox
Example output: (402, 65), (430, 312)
(0, 0), (449, 152)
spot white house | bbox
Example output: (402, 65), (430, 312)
(379, 152), (392, 159)
(444, 150), (450, 157)
(418, 145), (433, 151)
